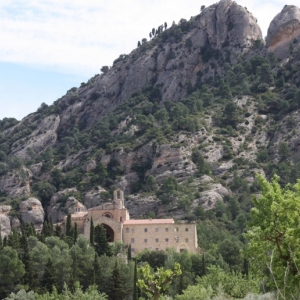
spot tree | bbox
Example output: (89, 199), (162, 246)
(164, 22), (167, 30)
(94, 225), (111, 257)
(100, 66), (109, 74)
(90, 217), (94, 245)
(107, 260), (126, 300)
(278, 142), (290, 161)
(201, 5), (206, 11)
(66, 213), (73, 238)
(137, 41), (141, 47)
(137, 262), (182, 300)
(41, 258), (56, 292)
(245, 175), (300, 298)
(0, 246), (25, 298)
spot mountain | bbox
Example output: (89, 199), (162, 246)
(0, 0), (300, 247)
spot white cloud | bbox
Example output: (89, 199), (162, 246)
(0, 0), (298, 76)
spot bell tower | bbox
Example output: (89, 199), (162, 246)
(113, 188), (124, 209)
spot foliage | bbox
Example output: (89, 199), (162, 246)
(137, 262), (182, 300)
(245, 175), (300, 298)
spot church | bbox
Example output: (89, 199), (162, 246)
(68, 189), (199, 254)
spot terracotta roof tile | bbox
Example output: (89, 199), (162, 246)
(123, 219), (174, 225)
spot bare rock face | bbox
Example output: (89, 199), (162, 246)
(83, 187), (110, 209)
(65, 197), (87, 214)
(11, 115), (60, 160)
(82, 159), (96, 172)
(0, 205), (12, 237)
(48, 0), (262, 131)
(48, 188), (77, 223)
(0, 167), (32, 198)
(126, 194), (159, 218)
(267, 5), (300, 59)
(30, 163), (43, 176)
(19, 198), (45, 230)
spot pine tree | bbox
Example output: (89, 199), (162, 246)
(42, 258), (56, 292)
(90, 217), (94, 245)
(7, 228), (20, 250)
(108, 260), (125, 300)
(137, 41), (141, 47)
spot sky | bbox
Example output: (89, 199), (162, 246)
(0, 0), (298, 121)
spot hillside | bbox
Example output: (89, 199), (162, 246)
(0, 0), (300, 256)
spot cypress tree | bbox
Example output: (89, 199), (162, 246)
(127, 244), (131, 261)
(42, 258), (56, 292)
(73, 223), (78, 244)
(90, 217), (94, 245)
(66, 213), (72, 237)
(94, 224), (111, 256)
(49, 215), (54, 236)
(3, 236), (7, 247)
(0, 226), (2, 250)
(20, 233), (34, 289)
(108, 260), (125, 300)
(54, 225), (62, 237)
(201, 253), (206, 276)
(7, 228), (20, 250)
(133, 258), (138, 300)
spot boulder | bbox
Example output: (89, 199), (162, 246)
(19, 198), (44, 230)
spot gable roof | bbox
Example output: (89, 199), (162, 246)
(123, 219), (174, 225)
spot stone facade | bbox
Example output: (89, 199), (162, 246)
(68, 189), (199, 254)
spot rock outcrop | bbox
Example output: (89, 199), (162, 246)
(0, 205), (12, 237)
(19, 198), (44, 230)
(267, 5), (300, 59)
(0, 167), (32, 198)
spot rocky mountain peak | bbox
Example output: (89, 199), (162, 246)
(266, 4), (300, 58)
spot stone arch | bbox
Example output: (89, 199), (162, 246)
(84, 216), (123, 242)
(177, 243), (190, 253)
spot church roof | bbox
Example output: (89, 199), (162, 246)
(123, 219), (174, 225)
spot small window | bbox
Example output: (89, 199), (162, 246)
(165, 228), (169, 232)
(156, 248), (159, 251)
(185, 238), (189, 242)
(185, 228), (189, 232)
(131, 238), (135, 243)
(165, 238), (169, 242)
(144, 228), (148, 232)
(131, 248), (135, 252)
(144, 239), (148, 243)
(155, 228), (159, 232)
(131, 228), (135, 233)
(155, 238), (159, 242)
(174, 236), (179, 242)
(126, 228), (130, 233)
(175, 227), (179, 232)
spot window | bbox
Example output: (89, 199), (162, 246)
(144, 239), (148, 243)
(165, 228), (169, 232)
(155, 238), (159, 242)
(175, 227), (179, 232)
(165, 238), (169, 242)
(131, 248), (135, 252)
(156, 248), (159, 251)
(126, 228), (130, 233)
(144, 228), (148, 232)
(131, 228), (135, 233)
(174, 236), (179, 242)
(155, 228), (159, 232)
(180, 249), (185, 253)
(185, 238), (189, 242)
(185, 228), (189, 232)
(131, 238), (135, 243)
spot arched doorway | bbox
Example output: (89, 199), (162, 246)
(102, 223), (115, 242)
